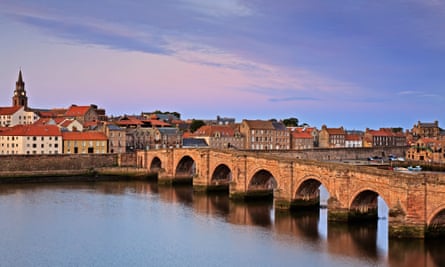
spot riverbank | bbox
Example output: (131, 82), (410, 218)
(0, 167), (152, 184)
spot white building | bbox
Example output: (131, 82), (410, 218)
(0, 106), (39, 127)
(0, 124), (62, 155)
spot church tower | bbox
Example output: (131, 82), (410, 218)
(12, 70), (28, 109)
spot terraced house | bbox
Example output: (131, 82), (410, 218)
(62, 131), (108, 154)
(240, 120), (290, 150)
(0, 124), (62, 155)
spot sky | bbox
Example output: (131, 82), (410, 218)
(0, 0), (444, 130)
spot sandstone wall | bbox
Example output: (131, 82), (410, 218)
(0, 154), (119, 172)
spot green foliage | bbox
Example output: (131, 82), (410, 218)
(190, 119), (205, 133)
(282, 117), (299, 127)
(152, 110), (181, 119)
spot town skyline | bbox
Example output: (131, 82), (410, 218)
(1, 1), (445, 130)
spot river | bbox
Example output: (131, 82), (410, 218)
(0, 180), (442, 267)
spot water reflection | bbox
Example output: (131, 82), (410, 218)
(0, 181), (443, 267)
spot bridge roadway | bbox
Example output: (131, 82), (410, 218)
(137, 148), (445, 238)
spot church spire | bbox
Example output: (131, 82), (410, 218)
(12, 69), (28, 108)
(17, 69), (23, 84)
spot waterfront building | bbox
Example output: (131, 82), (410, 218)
(290, 128), (314, 150)
(34, 117), (84, 132)
(363, 128), (407, 148)
(240, 120), (290, 150)
(64, 104), (100, 124)
(193, 125), (244, 149)
(62, 131), (108, 154)
(0, 124), (62, 155)
(101, 123), (126, 153)
(318, 125), (345, 148)
(406, 137), (445, 163)
(412, 120), (441, 139)
(345, 133), (363, 148)
(0, 106), (39, 127)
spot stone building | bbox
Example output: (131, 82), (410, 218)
(290, 128), (314, 150)
(193, 125), (244, 149)
(64, 104), (100, 124)
(406, 137), (445, 163)
(62, 131), (108, 154)
(103, 123), (126, 153)
(318, 125), (345, 148)
(240, 120), (290, 150)
(363, 128), (407, 148)
(412, 121), (441, 139)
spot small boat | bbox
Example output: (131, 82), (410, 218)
(407, 166), (422, 171)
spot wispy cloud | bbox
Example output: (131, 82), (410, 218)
(178, 0), (254, 17)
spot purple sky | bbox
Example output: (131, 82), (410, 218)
(1, 0), (444, 130)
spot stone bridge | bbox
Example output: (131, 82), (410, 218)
(137, 148), (445, 238)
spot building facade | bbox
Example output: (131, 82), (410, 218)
(193, 125), (244, 149)
(0, 125), (62, 155)
(62, 132), (108, 154)
(318, 125), (346, 148)
(412, 121), (441, 139)
(240, 120), (290, 150)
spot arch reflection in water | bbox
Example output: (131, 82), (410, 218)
(0, 181), (443, 267)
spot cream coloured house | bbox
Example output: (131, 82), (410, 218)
(0, 124), (62, 155)
(0, 106), (39, 127)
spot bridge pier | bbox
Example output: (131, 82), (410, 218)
(158, 171), (192, 185)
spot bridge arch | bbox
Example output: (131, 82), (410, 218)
(248, 169), (278, 193)
(427, 205), (445, 237)
(211, 164), (232, 185)
(293, 176), (330, 210)
(349, 188), (388, 221)
(175, 155), (196, 178)
(150, 157), (162, 173)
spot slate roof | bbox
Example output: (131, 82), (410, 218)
(182, 138), (208, 147)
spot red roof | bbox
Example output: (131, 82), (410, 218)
(326, 128), (345, 135)
(292, 131), (312, 139)
(65, 105), (91, 117)
(143, 119), (171, 127)
(345, 134), (362, 141)
(62, 131), (107, 141)
(367, 129), (393, 137)
(0, 125), (61, 136)
(0, 106), (21, 115)
(116, 116), (143, 126)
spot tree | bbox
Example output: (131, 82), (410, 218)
(282, 117), (299, 127)
(190, 119), (205, 133)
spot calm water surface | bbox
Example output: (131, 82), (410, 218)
(0, 181), (443, 267)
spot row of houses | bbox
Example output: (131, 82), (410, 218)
(1, 70), (443, 160)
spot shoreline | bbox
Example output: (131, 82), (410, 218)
(0, 167), (152, 184)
